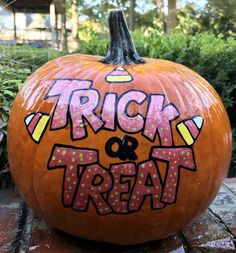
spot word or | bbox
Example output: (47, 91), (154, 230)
(105, 135), (138, 160)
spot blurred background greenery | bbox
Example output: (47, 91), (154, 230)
(76, 0), (236, 37)
(0, 0), (236, 186)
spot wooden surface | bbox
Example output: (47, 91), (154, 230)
(0, 178), (235, 253)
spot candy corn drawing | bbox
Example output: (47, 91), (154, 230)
(176, 116), (203, 145)
(25, 112), (50, 143)
(105, 66), (133, 83)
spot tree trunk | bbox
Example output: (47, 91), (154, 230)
(71, 0), (79, 50)
(128, 0), (135, 31)
(156, 0), (166, 32)
(50, 2), (56, 49)
(156, 0), (164, 20)
(61, 0), (67, 51)
(167, 0), (177, 33)
(13, 7), (17, 40)
(55, 12), (59, 50)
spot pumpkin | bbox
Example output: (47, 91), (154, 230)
(8, 10), (232, 245)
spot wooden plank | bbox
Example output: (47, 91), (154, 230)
(29, 216), (184, 253)
(209, 184), (236, 237)
(182, 211), (235, 252)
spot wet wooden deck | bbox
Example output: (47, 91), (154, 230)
(0, 178), (235, 252)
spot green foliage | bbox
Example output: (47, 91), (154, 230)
(78, 0), (130, 25)
(135, 9), (158, 29)
(76, 0), (236, 38)
(199, 0), (236, 37)
(0, 67), (30, 122)
(78, 27), (109, 55)
(77, 0), (158, 30)
(0, 118), (12, 188)
(0, 46), (63, 185)
(175, 4), (201, 35)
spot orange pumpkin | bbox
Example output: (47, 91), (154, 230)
(8, 10), (232, 245)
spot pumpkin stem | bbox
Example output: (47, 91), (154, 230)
(100, 9), (145, 65)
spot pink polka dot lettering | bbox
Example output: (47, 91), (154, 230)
(41, 78), (204, 215)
